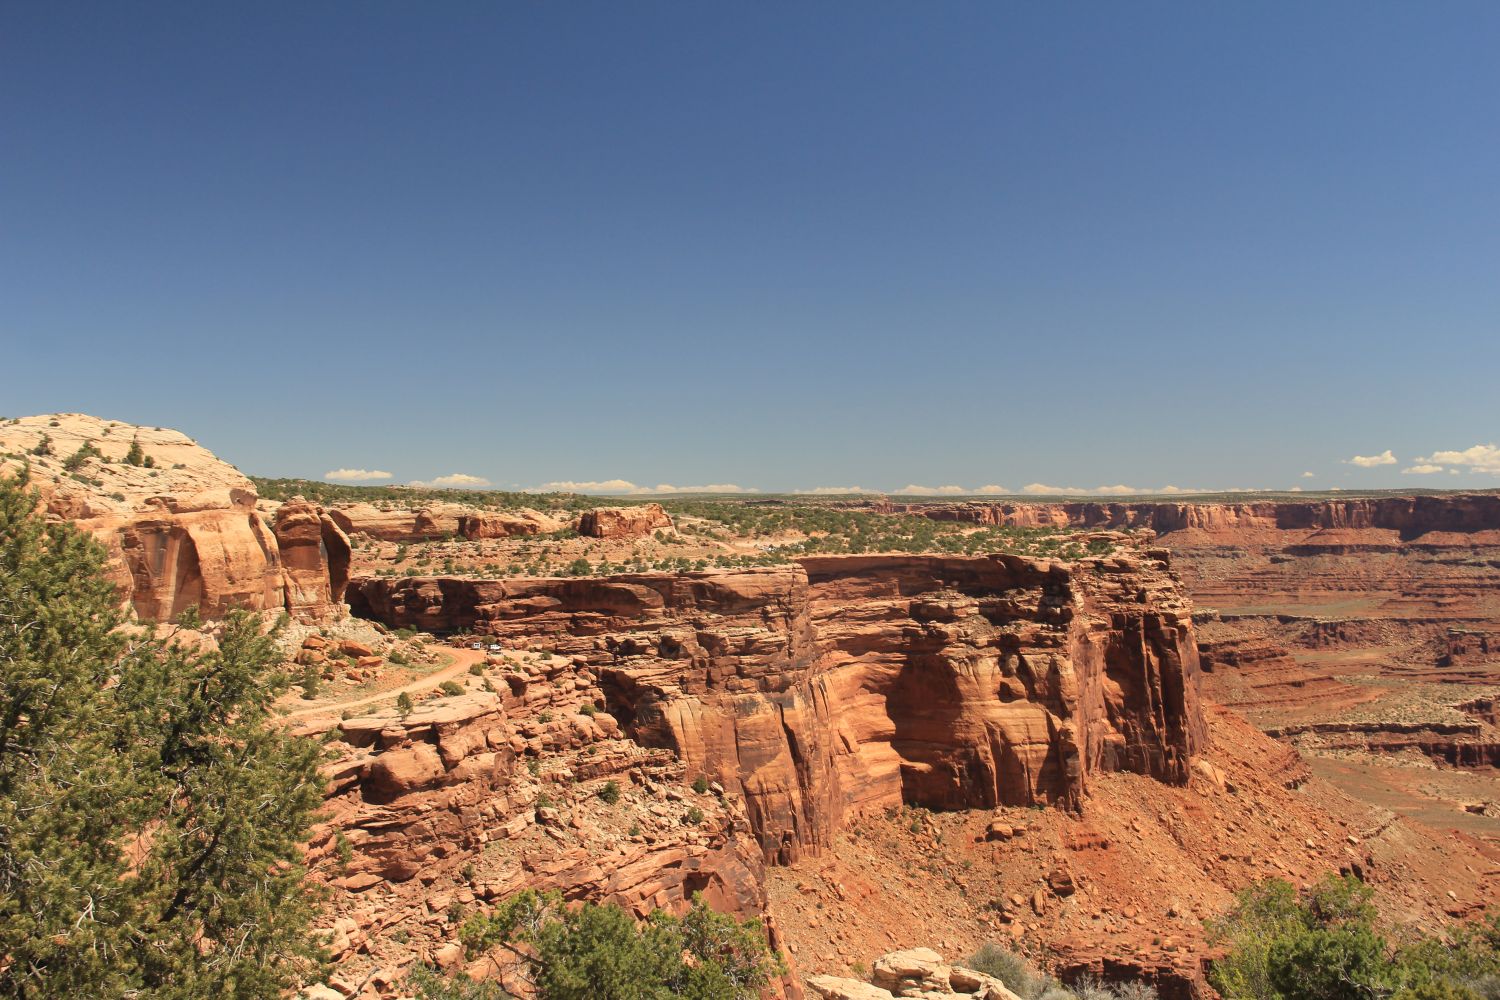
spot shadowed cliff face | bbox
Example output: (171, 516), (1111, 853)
(347, 550), (1206, 863)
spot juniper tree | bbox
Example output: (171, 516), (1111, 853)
(0, 468), (326, 998)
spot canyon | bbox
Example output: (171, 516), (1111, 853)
(4, 415), (1497, 1000)
(345, 547), (1205, 863)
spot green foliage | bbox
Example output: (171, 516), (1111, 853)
(685, 805), (705, 826)
(597, 780), (621, 804)
(460, 890), (783, 1000)
(397, 691), (415, 715)
(124, 438), (146, 466)
(61, 440), (104, 471)
(692, 774), (710, 795)
(0, 471), (326, 998)
(579, 701), (596, 716)
(30, 433), (53, 456)
(968, 943), (1042, 999)
(407, 963), (515, 999)
(440, 679), (465, 696)
(298, 664), (323, 698)
(1210, 876), (1500, 1000)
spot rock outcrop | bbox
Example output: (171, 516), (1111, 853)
(807, 948), (1023, 1000)
(272, 501), (353, 615)
(0, 414), (347, 621)
(327, 503), (560, 542)
(577, 502), (674, 538)
(347, 548), (1206, 863)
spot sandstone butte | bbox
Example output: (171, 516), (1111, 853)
(577, 501), (674, 538)
(4, 414), (1497, 1000)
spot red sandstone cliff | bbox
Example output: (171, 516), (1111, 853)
(346, 549), (1206, 863)
(0, 414), (348, 621)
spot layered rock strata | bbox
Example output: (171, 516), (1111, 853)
(347, 550), (1206, 863)
(577, 502), (674, 538)
(0, 414), (349, 621)
(327, 503), (560, 542)
(868, 496), (1500, 538)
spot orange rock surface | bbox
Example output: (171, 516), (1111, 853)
(577, 502), (674, 538)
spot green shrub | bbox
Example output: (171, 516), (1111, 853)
(440, 680), (464, 696)
(458, 890), (782, 999)
(297, 665), (321, 699)
(61, 441), (103, 472)
(692, 774), (710, 795)
(968, 943), (1040, 998)
(1209, 875), (1500, 1000)
(684, 806), (704, 826)
(597, 780), (621, 805)
(397, 691), (414, 715)
(406, 964), (512, 999)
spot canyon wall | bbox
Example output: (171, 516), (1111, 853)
(873, 495), (1500, 774)
(870, 495), (1500, 539)
(347, 549), (1206, 863)
(0, 414), (349, 621)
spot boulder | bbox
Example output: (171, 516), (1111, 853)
(873, 948), (950, 994)
(365, 743), (446, 796)
(806, 976), (898, 1000)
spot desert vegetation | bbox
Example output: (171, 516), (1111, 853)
(1208, 875), (1500, 1000)
(447, 889), (782, 1000)
(0, 471), (326, 998)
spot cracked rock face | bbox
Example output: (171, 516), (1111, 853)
(348, 549), (1207, 863)
(0, 413), (349, 622)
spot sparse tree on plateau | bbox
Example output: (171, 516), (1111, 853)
(0, 467), (327, 999)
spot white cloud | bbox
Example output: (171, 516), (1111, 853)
(892, 484), (978, 495)
(1344, 450), (1397, 468)
(1301, 471), (1315, 478)
(1156, 485), (1213, 495)
(1092, 484), (1139, 495)
(1401, 464), (1445, 475)
(793, 486), (880, 495)
(630, 483), (757, 495)
(1022, 483), (1087, 495)
(409, 473), (491, 489)
(324, 468), (392, 481)
(537, 479), (640, 493)
(1416, 443), (1500, 475)
(974, 485), (1010, 494)
(530, 479), (756, 495)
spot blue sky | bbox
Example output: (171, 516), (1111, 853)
(3, 3), (1498, 494)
